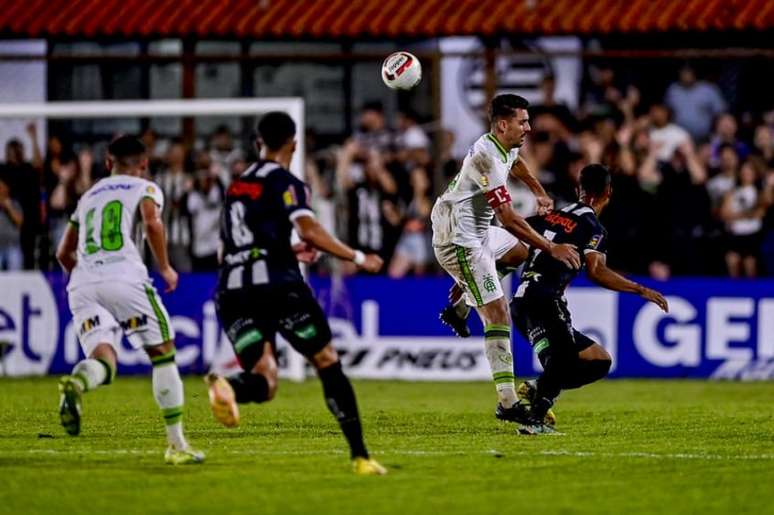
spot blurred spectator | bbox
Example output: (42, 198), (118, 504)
(720, 161), (764, 277)
(388, 167), (432, 277)
(0, 132), (41, 269)
(760, 171), (774, 274)
(209, 125), (242, 187)
(140, 128), (166, 176)
(337, 140), (400, 271)
(186, 168), (224, 272)
(750, 124), (774, 171)
(707, 144), (740, 211)
(530, 74), (577, 136)
(648, 104), (691, 163)
(439, 129), (460, 183)
(395, 110), (430, 152)
(582, 64), (624, 119)
(710, 113), (750, 167)
(156, 139), (192, 272)
(664, 65), (726, 141)
(353, 101), (393, 153)
(48, 151), (89, 250)
(0, 178), (24, 270)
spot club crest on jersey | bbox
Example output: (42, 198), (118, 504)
(483, 274), (497, 293)
(589, 234), (603, 249)
(479, 174), (489, 187)
(146, 185), (156, 195)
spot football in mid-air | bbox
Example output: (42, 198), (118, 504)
(381, 51), (422, 90)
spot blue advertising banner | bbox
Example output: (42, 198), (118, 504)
(0, 272), (772, 380)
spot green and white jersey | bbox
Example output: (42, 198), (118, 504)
(68, 175), (164, 290)
(431, 133), (519, 248)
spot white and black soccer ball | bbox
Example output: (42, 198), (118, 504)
(381, 51), (422, 90)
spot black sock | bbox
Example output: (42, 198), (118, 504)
(561, 359), (611, 390)
(535, 352), (568, 401)
(318, 361), (368, 459)
(227, 372), (270, 404)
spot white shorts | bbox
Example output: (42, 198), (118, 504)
(434, 227), (519, 308)
(487, 226), (520, 260)
(68, 281), (175, 357)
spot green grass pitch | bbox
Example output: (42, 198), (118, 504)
(1, 377), (772, 515)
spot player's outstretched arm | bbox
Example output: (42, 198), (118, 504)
(494, 203), (580, 269)
(140, 198), (178, 292)
(510, 159), (553, 214)
(293, 214), (383, 273)
(56, 223), (79, 273)
(586, 251), (668, 312)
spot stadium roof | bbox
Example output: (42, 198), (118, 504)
(1, 0), (772, 39)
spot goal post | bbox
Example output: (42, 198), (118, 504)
(0, 97), (307, 381)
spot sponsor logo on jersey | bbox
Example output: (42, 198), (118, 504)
(146, 185), (156, 195)
(545, 212), (578, 233)
(88, 183), (134, 196)
(120, 314), (148, 331)
(227, 181), (264, 200)
(588, 234), (603, 249)
(80, 316), (100, 335)
(283, 186), (298, 207)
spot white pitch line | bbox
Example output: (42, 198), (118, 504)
(15, 448), (774, 461)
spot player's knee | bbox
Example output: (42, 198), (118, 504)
(595, 358), (612, 380)
(265, 377), (278, 401)
(481, 297), (509, 326)
(579, 343), (611, 362)
(251, 343), (278, 400)
(310, 344), (339, 370)
(90, 343), (117, 367)
(145, 340), (175, 358)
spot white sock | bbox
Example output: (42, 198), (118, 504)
(453, 296), (471, 319)
(152, 356), (188, 450)
(71, 359), (110, 391)
(484, 324), (517, 407)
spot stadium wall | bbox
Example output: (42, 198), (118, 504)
(0, 273), (772, 380)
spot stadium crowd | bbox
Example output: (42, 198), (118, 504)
(1, 65), (773, 279)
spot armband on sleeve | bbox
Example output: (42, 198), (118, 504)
(484, 185), (511, 208)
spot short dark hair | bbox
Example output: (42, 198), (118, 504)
(108, 135), (146, 168)
(361, 100), (384, 113)
(257, 111), (296, 151)
(579, 164), (611, 197)
(490, 94), (529, 123)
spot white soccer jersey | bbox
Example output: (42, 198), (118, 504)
(68, 175), (164, 290)
(431, 133), (519, 248)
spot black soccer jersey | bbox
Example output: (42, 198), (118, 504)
(218, 159), (313, 290)
(516, 202), (608, 299)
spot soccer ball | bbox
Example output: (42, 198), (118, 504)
(381, 52), (422, 90)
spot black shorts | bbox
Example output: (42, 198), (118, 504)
(727, 232), (761, 258)
(511, 295), (595, 366)
(215, 281), (332, 370)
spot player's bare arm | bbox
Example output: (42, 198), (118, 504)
(140, 198), (178, 292)
(510, 158), (553, 214)
(293, 214), (383, 273)
(585, 251), (668, 312)
(56, 223), (79, 273)
(493, 202), (580, 269)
